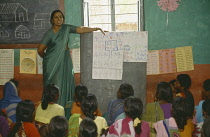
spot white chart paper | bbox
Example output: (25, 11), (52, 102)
(0, 49), (14, 85)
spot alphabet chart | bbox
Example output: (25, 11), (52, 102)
(0, 49), (14, 85)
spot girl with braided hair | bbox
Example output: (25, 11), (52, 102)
(35, 84), (64, 127)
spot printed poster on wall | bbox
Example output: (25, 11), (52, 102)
(72, 48), (80, 73)
(0, 49), (14, 85)
(122, 31), (148, 62)
(159, 49), (176, 74)
(20, 50), (37, 74)
(175, 46), (194, 72)
(147, 50), (160, 75)
(37, 52), (43, 74)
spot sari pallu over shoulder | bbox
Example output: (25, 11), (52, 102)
(43, 24), (75, 107)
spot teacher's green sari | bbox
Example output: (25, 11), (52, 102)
(41, 24), (76, 107)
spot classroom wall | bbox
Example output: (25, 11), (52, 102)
(0, 51), (81, 104)
(144, 0), (210, 105)
(1, 0), (210, 107)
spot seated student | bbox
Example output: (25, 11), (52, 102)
(79, 117), (98, 137)
(35, 84), (64, 126)
(195, 99), (210, 137)
(195, 79), (210, 124)
(0, 79), (22, 123)
(68, 94), (107, 137)
(169, 79), (177, 98)
(71, 84), (102, 116)
(106, 96), (150, 137)
(154, 97), (194, 137)
(8, 100), (40, 137)
(47, 116), (68, 137)
(202, 116), (210, 137)
(0, 110), (12, 126)
(107, 83), (134, 126)
(142, 82), (173, 137)
(38, 124), (48, 137)
(0, 116), (9, 137)
(175, 74), (195, 118)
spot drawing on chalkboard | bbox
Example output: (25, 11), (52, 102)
(39, 0), (58, 5)
(34, 13), (50, 30)
(15, 25), (30, 39)
(0, 24), (9, 37)
(0, 3), (28, 22)
(157, 0), (181, 12)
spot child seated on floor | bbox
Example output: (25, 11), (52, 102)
(79, 117), (98, 137)
(68, 93), (107, 137)
(154, 97), (194, 137)
(35, 84), (64, 127)
(71, 84), (102, 116)
(105, 96), (150, 137)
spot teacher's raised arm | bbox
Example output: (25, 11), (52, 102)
(76, 26), (107, 35)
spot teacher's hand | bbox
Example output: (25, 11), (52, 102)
(95, 27), (108, 35)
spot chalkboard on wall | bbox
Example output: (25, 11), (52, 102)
(0, 0), (58, 44)
(80, 33), (147, 113)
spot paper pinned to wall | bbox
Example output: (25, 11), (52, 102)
(92, 32), (124, 80)
(37, 52), (43, 74)
(72, 48), (80, 73)
(147, 50), (160, 75)
(0, 49), (14, 85)
(159, 48), (176, 74)
(175, 46), (194, 72)
(20, 50), (37, 74)
(122, 31), (148, 62)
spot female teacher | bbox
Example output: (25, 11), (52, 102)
(38, 10), (105, 107)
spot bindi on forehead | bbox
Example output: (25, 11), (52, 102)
(54, 13), (63, 17)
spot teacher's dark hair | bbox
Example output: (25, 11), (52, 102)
(50, 10), (65, 25)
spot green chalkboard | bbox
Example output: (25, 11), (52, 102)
(65, 0), (82, 49)
(0, 0), (58, 44)
(144, 0), (210, 64)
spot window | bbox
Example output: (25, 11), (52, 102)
(84, 0), (143, 31)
